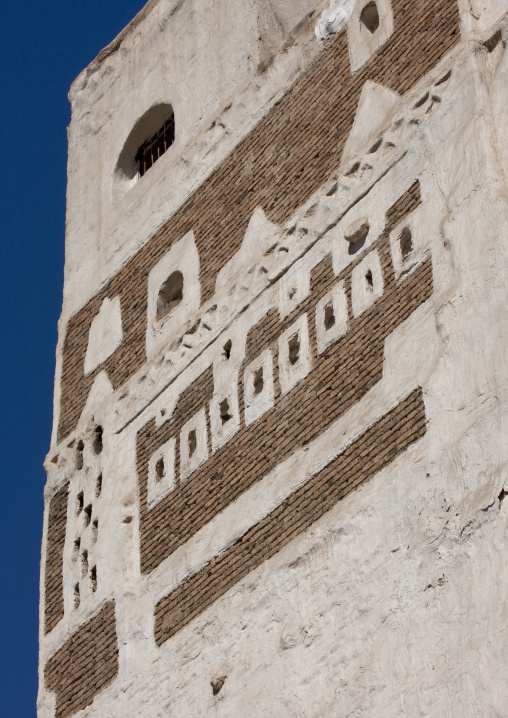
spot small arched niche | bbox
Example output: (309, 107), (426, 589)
(156, 270), (184, 321)
(116, 103), (175, 183)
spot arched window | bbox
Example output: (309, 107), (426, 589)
(135, 113), (175, 177)
(156, 270), (184, 321)
(116, 103), (175, 182)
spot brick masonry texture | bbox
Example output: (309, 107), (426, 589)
(154, 387), (427, 645)
(136, 181), (427, 574)
(57, 0), (459, 441)
(44, 601), (119, 718)
(44, 483), (69, 635)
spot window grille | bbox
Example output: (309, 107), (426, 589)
(135, 114), (175, 177)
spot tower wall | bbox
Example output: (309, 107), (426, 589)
(39, 1), (508, 716)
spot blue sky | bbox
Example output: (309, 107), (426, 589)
(0, 2), (146, 714)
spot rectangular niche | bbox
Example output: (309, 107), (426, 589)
(209, 387), (240, 453)
(148, 437), (176, 507)
(244, 349), (274, 426)
(351, 249), (384, 317)
(278, 314), (311, 396)
(315, 281), (348, 355)
(180, 409), (208, 481)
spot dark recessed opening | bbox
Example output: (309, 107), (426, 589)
(360, 2), (380, 33)
(81, 550), (88, 578)
(254, 367), (264, 395)
(211, 675), (226, 696)
(220, 398), (233, 425)
(74, 583), (80, 610)
(92, 519), (99, 543)
(136, 113), (175, 177)
(84, 505), (92, 527)
(399, 226), (413, 259)
(157, 271), (184, 321)
(76, 440), (84, 470)
(90, 566), (97, 593)
(223, 340), (232, 360)
(76, 492), (84, 516)
(95, 474), (102, 498)
(155, 457), (165, 482)
(324, 302), (336, 330)
(93, 425), (103, 455)
(188, 430), (197, 457)
(288, 333), (301, 365)
(73, 537), (81, 558)
(365, 270), (374, 290)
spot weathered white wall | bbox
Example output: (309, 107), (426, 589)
(40, 1), (508, 716)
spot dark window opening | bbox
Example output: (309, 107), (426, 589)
(73, 583), (80, 610)
(93, 425), (103, 455)
(365, 270), (374, 290)
(288, 334), (301, 365)
(95, 474), (102, 498)
(136, 114), (175, 177)
(399, 227), (413, 259)
(188, 430), (197, 457)
(254, 367), (264, 395)
(155, 457), (165, 482)
(76, 492), (84, 516)
(324, 302), (336, 330)
(360, 2), (380, 33)
(81, 550), (88, 578)
(76, 440), (84, 470)
(90, 566), (97, 593)
(223, 340), (232, 360)
(84, 504), (92, 527)
(220, 399), (233, 425)
(157, 271), (184, 321)
(92, 519), (99, 543)
(73, 538), (81, 558)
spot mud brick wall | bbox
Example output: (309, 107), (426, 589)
(44, 602), (119, 718)
(44, 483), (69, 635)
(154, 387), (427, 645)
(57, 0), (459, 441)
(136, 181), (427, 574)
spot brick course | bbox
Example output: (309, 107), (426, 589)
(136, 181), (427, 574)
(44, 601), (119, 718)
(57, 0), (459, 442)
(154, 387), (427, 645)
(44, 483), (69, 634)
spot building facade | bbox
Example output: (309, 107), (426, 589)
(39, 1), (508, 715)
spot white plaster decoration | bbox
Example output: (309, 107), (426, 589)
(315, 0), (357, 40)
(278, 314), (312, 395)
(215, 207), (282, 299)
(84, 297), (123, 376)
(147, 438), (176, 508)
(244, 350), (275, 426)
(80, 371), (114, 423)
(315, 281), (349, 355)
(146, 231), (200, 359)
(209, 384), (240, 453)
(180, 409), (208, 482)
(347, 0), (394, 72)
(278, 259), (311, 320)
(341, 80), (400, 168)
(351, 249), (384, 317)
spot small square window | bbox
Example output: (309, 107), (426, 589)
(244, 350), (275, 426)
(148, 437), (176, 506)
(278, 314), (311, 396)
(180, 409), (208, 481)
(315, 282), (348, 355)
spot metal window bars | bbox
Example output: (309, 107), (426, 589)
(135, 114), (175, 177)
